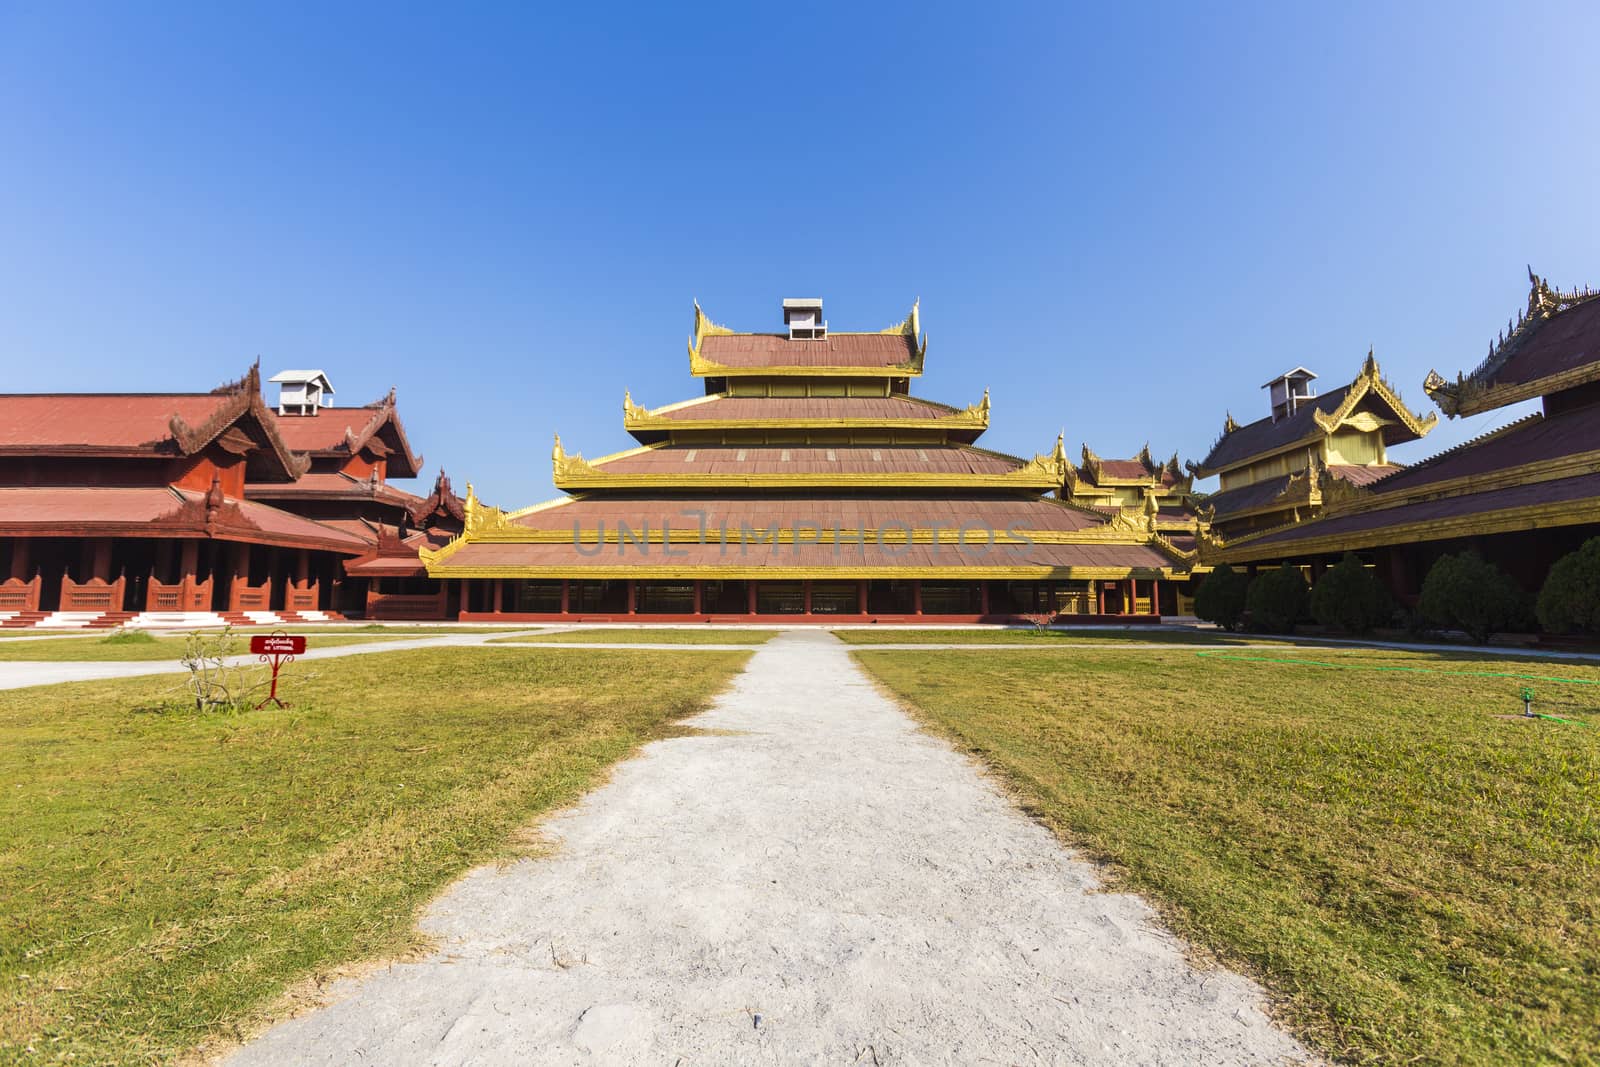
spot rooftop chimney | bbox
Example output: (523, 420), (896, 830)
(267, 369), (335, 416)
(783, 298), (826, 341)
(1261, 367), (1317, 422)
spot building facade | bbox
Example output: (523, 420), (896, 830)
(1188, 353), (1437, 539)
(1211, 270), (1600, 602)
(0, 364), (464, 627)
(423, 299), (1196, 620)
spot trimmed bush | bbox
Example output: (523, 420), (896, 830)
(1309, 553), (1392, 634)
(1536, 537), (1600, 634)
(1194, 564), (1249, 632)
(1417, 551), (1527, 644)
(1245, 562), (1308, 633)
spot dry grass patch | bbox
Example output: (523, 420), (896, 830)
(492, 629), (778, 645)
(832, 627), (1273, 645)
(853, 645), (1600, 1066)
(0, 646), (750, 1063)
(0, 631), (417, 662)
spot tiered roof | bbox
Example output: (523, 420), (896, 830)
(424, 299), (1189, 581)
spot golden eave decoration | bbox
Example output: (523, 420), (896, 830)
(1190, 349), (1437, 479)
(686, 298), (928, 378)
(547, 433), (1069, 491)
(1424, 268), (1600, 418)
(620, 386), (990, 435)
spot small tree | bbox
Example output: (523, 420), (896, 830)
(1417, 551), (1527, 644)
(1536, 537), (1600, 634)
(1194, 565), (1249, 632)
(1246, 563), (1309, 633)
(1018, 610), (1058, 633)
(1309, 553), (1392, 634)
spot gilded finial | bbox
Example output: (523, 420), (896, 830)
(552, 433), (564, 462)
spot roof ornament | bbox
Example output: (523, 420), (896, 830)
(1223, 412), (1240, 435)
(552, 433), (564, 463)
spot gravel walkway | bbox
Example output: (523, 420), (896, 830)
(228, 629), (1310, 1065)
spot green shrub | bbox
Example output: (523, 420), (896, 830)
(1536, 537), (1600, 634)
(1245, 563), (1308, 633)
(1309, 553), (1392, 634)
(1417, 551), (1528, 644)
(1193, 565), (1249, 631)
(98, 628), (157, 646)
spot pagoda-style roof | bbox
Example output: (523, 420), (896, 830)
(550, 436), (1069, 491)
(0, 484), (369, 552)
(1212, 400), (1600, 562)
(244, 470), (425, 510)
(1191, 352), (1436, 478)
(1068, 444), (1192, 492)
(421, 488), (1185, 579)
(1424, 269), (1600, 417)
(0, 362), (309, 480)
(622, 391), (989, 442)
(688, 300), (926, 378)
(269, 387), (423, 477)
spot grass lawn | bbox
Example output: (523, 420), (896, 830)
(232, 624), (539, 635)
(853, 645), (1600, 1065)
(0, 646), (751, 1063)
(832, 627), (1271, 645)
(0, 632), (417, 662)
(491, 629), (779, 645)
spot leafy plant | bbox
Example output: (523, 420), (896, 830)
(1194, 564), (1249, 632)
(1245, 563), (1308, 634)
(1536, 537), (1600, 634)
(1309, 553), (1392, 634)
(1417, 551), (1528, 644)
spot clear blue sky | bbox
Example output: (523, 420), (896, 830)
(3, 2), (1597, 505)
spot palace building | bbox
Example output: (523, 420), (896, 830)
(422, 298), (1196, 621)
(1212, 270), (1600, 601)
(0, 364), (464, 628)
(1187, 353), (1438, 539)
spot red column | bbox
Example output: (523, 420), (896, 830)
(1097, 581), (1106, 615)
(8, 540), (29, 580)
(857, 579), (868, 616)
(560, 578), (570, 615)
(1126, 578), (1136, 616)
(692, 580), (703, 616)
(747, 581), (758, 615)
(1151, 578), (1161, 618)
(802, 580), (812, 615)
(912, 581), (923, 615)
(493, 579), (504, 614)
(979, 580), (990, 616)
(627, 580), (637, 615)
(90, 539), (113, 581)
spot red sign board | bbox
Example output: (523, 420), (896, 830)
(250, 634), (306, 655)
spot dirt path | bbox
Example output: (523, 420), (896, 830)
(227, 629), (1310, 1064)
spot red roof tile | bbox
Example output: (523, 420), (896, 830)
(433, 539), (1173, 573)
(1246, 472), (1600, 549)
(1327, 464), (1400, 487)
(1370, 408), (1600, 496)
(701, 333), (917, 369)
(1485, 296), (1600, 387)
(269, 399), (422, 477)
(513, 495), (1110, 534)
(0, 394), (236, 451)
(595, 445), (1024, 476)
(0, 486), (368, 550)
(653, 395), (960, 420)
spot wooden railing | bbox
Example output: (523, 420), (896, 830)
(229, 579), (272, 612)
(286, 579), (319, 612)
(366, 588), (448, 620)
(60, 574), (125, 613)
(0, 576), (41, 613)
(147, 574), (212, 613)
